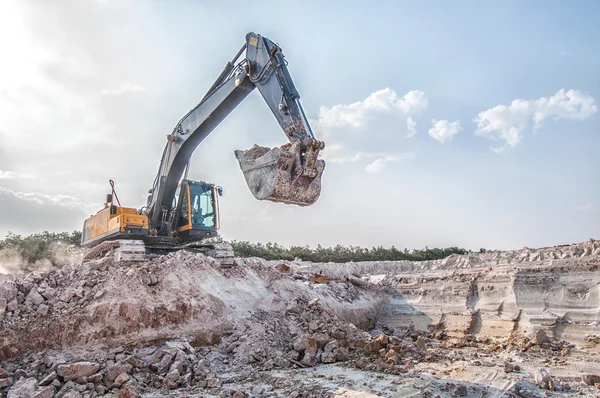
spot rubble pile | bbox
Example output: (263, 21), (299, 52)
(0, 239), (599, 397)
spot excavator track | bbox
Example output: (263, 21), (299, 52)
(83, 239), (235, 267)
(175, 242), (235, 267)
(83, 239), (146, 262)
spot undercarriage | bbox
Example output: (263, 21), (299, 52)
(82, 237), (235, 267)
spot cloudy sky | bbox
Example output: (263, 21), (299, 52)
(0, 0), (598, 251)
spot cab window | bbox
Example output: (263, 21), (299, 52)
(189, 184), (215, 228)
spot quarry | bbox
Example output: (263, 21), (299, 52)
(1, 239), (599, 397)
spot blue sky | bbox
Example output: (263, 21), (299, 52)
(0, 0), (598, 250)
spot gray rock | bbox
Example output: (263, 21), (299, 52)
(166, 368), (180, 383)
(25, 288), (45, 308)
(36, 303), (49, 316)
(534, 329), (550, 345)
(534, 368), (554, 390)
(206, 377), (220, 388)
(32, 385), (56, 398)
(7, 299), (18, 312)
(273, 356), (290, 368)
(321, 351), (336, 364)
(40, 287), (56, 300)
(150, 353), (172, 375)
(39, 371), (57, 386)
(169, 360), (185, 373)
(0, 298), (6, 322)
(113, 373), (130, 388)
(59, 391), (82, 398)
(581, 374), (600, 386)
(105, 362), (133, 382)
(323, 340), (338, 353)
(334, 347), (349, 361)
(0, 377), (13, 388)
(56, 362), (101, 381)
(455, 384), (468, 397)
(7, 377), (37, 398)
(86, 372), (103, 383)
(59, 289), (76, 303)
(124, 356), (144, 369)
(512, 379), (543, 398)
(0, 280), (18, 302)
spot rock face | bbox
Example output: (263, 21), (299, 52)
(290, 239), (600, 345)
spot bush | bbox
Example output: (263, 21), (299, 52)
(229, 240), (468, 262)
(0, 230), (81, 264)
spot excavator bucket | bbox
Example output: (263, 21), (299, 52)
(234, 143), (325, 206)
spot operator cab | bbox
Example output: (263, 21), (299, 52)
(173, 179), (222, 239)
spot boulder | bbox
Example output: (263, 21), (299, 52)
(106, 362), (133, 382)
(56, 362), (101, 381)
(32, 386), (55, 398)
(24, 288), (45, 308)
(7, 377), (37, 398)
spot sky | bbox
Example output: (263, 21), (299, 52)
(0, 0), (598, 251)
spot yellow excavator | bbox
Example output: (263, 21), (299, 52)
(80, 32), (326, 265)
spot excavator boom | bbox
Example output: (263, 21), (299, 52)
(146, 32), (325, 231)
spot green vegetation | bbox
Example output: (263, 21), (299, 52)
(1, 231), (468, 265)
(229, 241), (468, 262)
(0, 231), (81, 264)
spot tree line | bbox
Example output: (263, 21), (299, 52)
(0, 231), (469, 266)
(228, 241), (468, 262)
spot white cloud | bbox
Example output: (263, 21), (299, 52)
(313, 88), (425, 172)
(575, 203), (595, 211)
(0, 170), (34, 179)
(364, 153), (415, 172)
(428, 120), (461, 143)
(0, 186), (98, 213)
(365, 159), (387, 173)
(0, 171), (16, 179)
(533, 89), (597, 125)
(328, 151), (414, 165)
(406, 117), (417, 138)
(100, 83), (144, 96)
(316, 88), (428, 129)
(474, 89), (597, 150)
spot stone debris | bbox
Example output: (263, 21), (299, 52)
(0, 240), (599, 397)
(534, 368), (554, 390)
(582, 374), (600, 386)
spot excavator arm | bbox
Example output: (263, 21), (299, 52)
(146, 32), (325, 231)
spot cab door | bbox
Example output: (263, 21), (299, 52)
(177, 183), (192, 232)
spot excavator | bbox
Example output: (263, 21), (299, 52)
(80, 32), (325, 265)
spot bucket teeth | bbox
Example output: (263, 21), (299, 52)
(235, 143), (325, 206)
